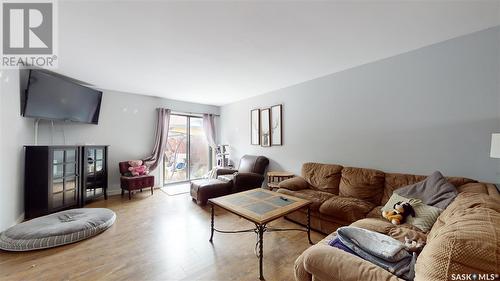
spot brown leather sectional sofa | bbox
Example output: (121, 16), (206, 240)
(277, 162), (500, 281)
(277, 162), (485, 234)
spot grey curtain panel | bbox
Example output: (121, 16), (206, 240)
(202, 113), (217, 148)
(203, 113), (217, 178)
(143, 108), (171, 171)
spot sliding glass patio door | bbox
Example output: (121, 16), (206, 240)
(163, 114), (211, 185)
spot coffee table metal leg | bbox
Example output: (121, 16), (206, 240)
(307, 205), (313, 245)
(257, 224), (265, 280)
(209, 204), (215, 242)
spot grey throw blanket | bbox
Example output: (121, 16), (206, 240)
(337, 226), (416, 280)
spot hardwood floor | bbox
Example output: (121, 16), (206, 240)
(0, 190), (325, 281)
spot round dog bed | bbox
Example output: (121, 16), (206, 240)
(0, 208), (116, 251)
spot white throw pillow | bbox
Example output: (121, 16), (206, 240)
(382, 193), (442, 232)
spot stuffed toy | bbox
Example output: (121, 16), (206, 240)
(128, 160), (149, 176)
(404, 236), (425, 253)
(382, 201), (415, 225)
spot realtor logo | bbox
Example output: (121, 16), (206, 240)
(3, 2), (53, 54)
(1, 1), (57, 68)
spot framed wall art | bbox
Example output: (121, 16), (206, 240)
(250, 109), (260, 145)
(271, 104), (282, 146)
(260, 108), (271, 147)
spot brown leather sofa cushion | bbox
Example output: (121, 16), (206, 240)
(365, 205), (383, 219)
(456, 182), (489, 194)
(277, 188), (333, 210)
(319, 196), (375, 223)
(382, 173), (426, 205)
(302, 162), (343, 194)
(339, 167), (385, 205)
(278, 176), (310, 191)
(446, 176), (476, 188)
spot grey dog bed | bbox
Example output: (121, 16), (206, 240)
(0, 208), (116, 251)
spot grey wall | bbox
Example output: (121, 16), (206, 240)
(0, 75), (219, 232)
(221, 26), (500, 183)
(37, 90), (220, 193)
(0, 70), (34, 232)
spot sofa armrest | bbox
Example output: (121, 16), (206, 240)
(234, 172), (264, 188)
(216, 168), (237, 177)
(484, 182), (500, 199)
(297, 243), (402, 281)
(278, 177), (310, 191)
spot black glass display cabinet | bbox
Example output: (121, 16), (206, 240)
(81, 145), (108, 204)
(25, 146), (81, 219)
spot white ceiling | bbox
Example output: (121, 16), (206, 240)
(57, 1), (500, 106)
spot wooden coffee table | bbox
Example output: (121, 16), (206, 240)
(208, 188), (313, 280)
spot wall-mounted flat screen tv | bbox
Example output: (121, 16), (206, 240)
(23, 70), (103, 124)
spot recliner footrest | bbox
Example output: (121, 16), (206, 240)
(190, 179), (232, 205)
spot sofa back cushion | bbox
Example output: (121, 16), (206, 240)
(382, 173), (477, 205)
(339, 167), (385, 205)
(301, 162), (343, 194)
(382, 173), (427, 205)
(456, 182), (489, 194)
(446, 176), (477, 188)
(415, 192), (500, 280)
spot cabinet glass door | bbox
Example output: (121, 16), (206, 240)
(51, 148), (78, 209)
(87, 149), (95, 174)
(95, 148), (104, 174)
(52, 150), (65, 208)
(85, 147), (105, 200)
(64, 149), (78, 206)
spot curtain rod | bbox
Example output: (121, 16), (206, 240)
(170, 110), (220, 117)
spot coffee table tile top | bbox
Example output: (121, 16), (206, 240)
(209, 188), (311, 225)
(245, 202), (277, 215)
(246, 190), (274, 199)
(224, 196), (257, 206)
(265, 196), (296, 207)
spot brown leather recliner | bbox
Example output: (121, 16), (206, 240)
(216, 155), (269, 192)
